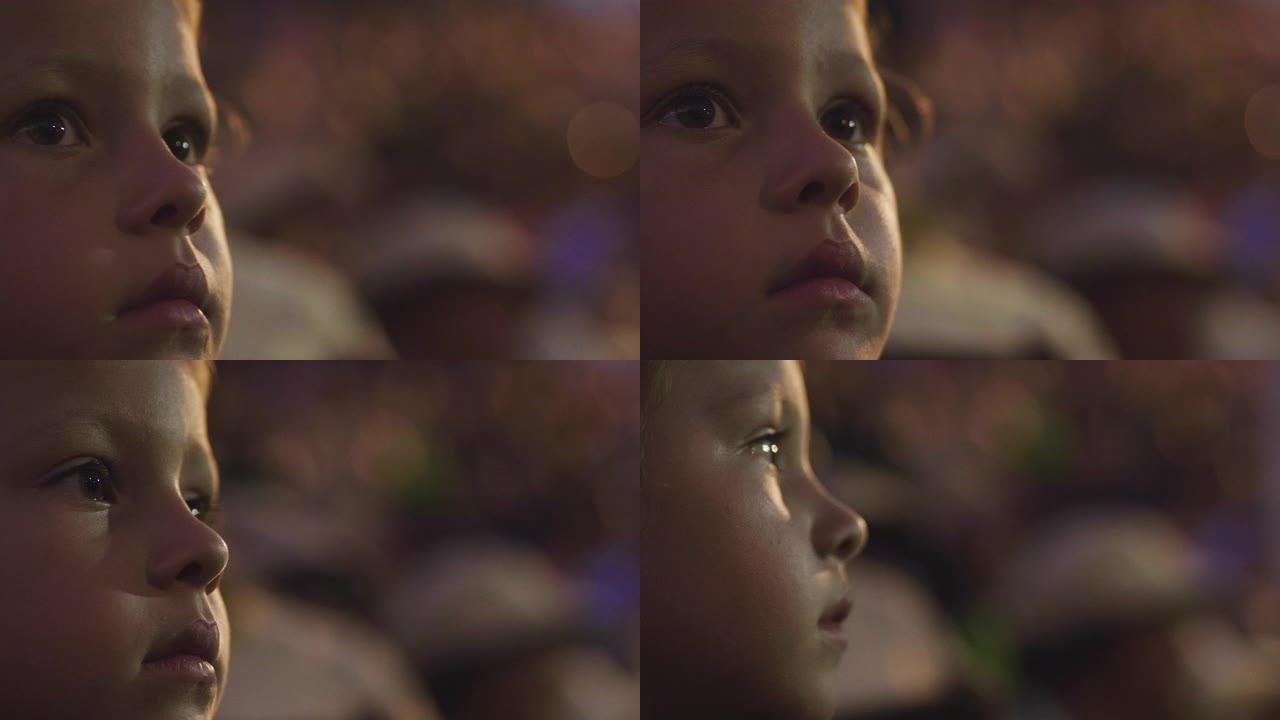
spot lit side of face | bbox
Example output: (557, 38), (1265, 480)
(0, 362), (230, 720)
(642, 360), (867, 720)
(641, 0), (901, 360)
(0, 0), (231, 359)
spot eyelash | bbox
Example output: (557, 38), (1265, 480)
(749, 431), (787, 469)
(46, 458), (222, 525)
(3, 100), (214, 166)
(645, 84), (880, 148)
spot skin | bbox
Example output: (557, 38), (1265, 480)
(642, 361), (868, 720)
(640, 0), (901, 360)
(0, 0), (231, 359)
(0, 362), (230, 720)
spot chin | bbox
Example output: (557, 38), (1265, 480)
(781, 327), (885, 360)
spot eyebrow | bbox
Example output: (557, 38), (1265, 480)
(708, 381), (789, 423)
(3, 411), (216, 484)
(642, 37), (885, 113)
(0, 55), (219, 130)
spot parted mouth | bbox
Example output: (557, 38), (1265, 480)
(769, 238), (870, 297)
(120, 263), (211, 318)
(819, 595), (853, 632)
(144, 618), (221, 667)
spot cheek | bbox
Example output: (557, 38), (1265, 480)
(641, 139), (770, 337)
(210, 590), (231, 699)
(195, 191), (232, 342)
(645, 451), (817, 691)
(0, 172), (125, 352)
(0, 510), (145, 711)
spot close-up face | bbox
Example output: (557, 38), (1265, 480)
(0, 0), (231, 359)
(641, 0), (901, 360)
(0, 362), (230, 720)
(642, 361), (868, 720)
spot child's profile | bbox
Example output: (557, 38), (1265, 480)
(641, 0), (901, 360)
(642, 360), (868, 720)
(0, 0), (230, 359)
(0, 361), (229, 719)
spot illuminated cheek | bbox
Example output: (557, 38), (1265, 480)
(764, 473), (792, 521)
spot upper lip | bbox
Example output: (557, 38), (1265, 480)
(819, 594), (854, 630)
(144, 619), (221, 666)
(769, 238), (870, 296)
(120, 263), (211, 316)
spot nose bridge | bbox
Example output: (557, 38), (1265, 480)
(115, 132), (208, 236)
(146, 491), (229, 593)
(808, 469), (867, 564)
(761, 106), (860, 214)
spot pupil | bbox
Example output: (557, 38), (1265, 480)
(81, 471), (104, 500)
(675, 97), (716, 129)
(824, 112), (858, 139)
(30, 117), (67, 145)
(168, 135), (192, 159)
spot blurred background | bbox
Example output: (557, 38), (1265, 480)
(870, 0), (1280, 359)
(804, 362), (1280, 720)
(199, 0), (639, 360)
(206, 361), (639, 720)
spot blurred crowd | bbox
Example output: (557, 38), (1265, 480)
(204, 362), (640, 720)
(804, 363), (1280, 720)
(874, 0), (1280, 359)
(199, 0), (639, 360)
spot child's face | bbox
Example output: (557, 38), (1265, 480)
(641, 0), (901, 360)
(0, 362), (230, 719)
(0, 0), (231, 359)
(643, 361), (868, 720)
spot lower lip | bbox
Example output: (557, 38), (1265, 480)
(116, 299), (211, 331)
(819, 627), (849, 657)
(142, 655), (217, 684)
(769, 277), (873, 310)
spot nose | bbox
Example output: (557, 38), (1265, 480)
(761, 113), (860, 215)
(146, 497), (230, 594)
(812, 481), (868, 565)
(116, 138), (208, 237)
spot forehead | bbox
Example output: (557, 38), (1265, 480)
(0, 362), (208, 454)
(665, 361), (809, 421)
(642, 0), (872, 72)
(0, 0), (202, 84)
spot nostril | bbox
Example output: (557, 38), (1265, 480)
(150, 204), (179, 227)
(176, 561), (206, 586)
(799, 181), (826, 204)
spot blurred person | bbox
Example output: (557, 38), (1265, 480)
(642, 361), (869, 719)
(221, 234), (396, 359)
(833, 561), (992, 720)
(386, 542), (637, 720)
(0, 0), (232, 358)
(217, 584), (441, 720)
(641, 0), (907, 359)
(356, 197), (539, 359)
(887, 231), (1118, 359)
(0, 361), (230, 719)
(991, 509), (1279, 720)
(1033, 182), (1280, 359)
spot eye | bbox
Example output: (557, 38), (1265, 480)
(7, 105), (86, 148)
(652, 87), (738, 131)
(184, 490), (222, 525)
(820, 100), (875, 147)
(163, 121), (208, 165)
(749, 432), (785, 469)
(50, 459), (119, 506)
